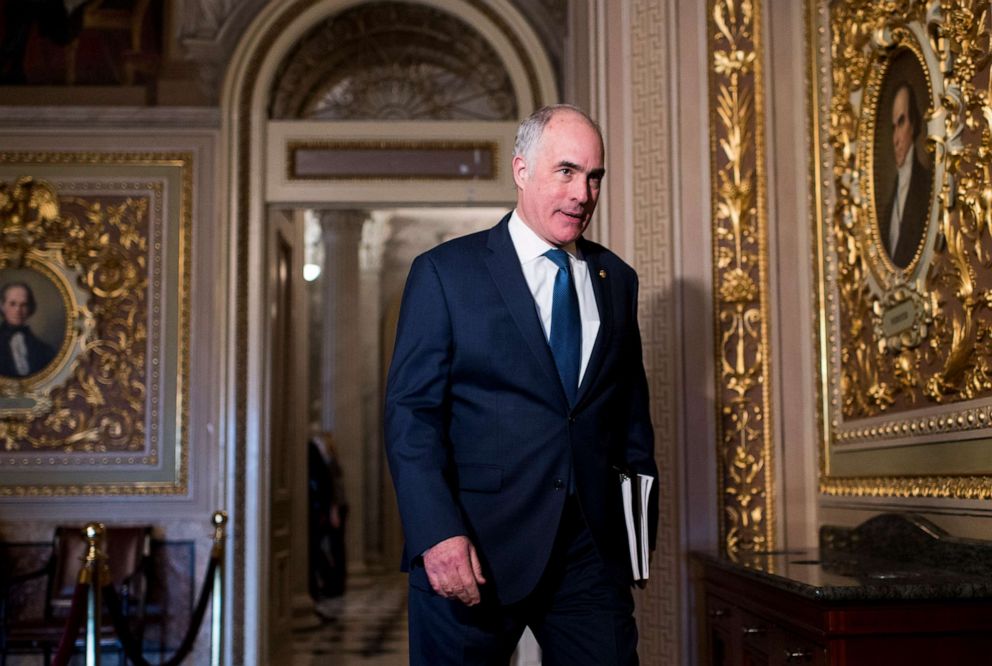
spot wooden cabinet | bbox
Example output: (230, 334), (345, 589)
(705, 587), (826, 665)
(697, 557), (992, 666)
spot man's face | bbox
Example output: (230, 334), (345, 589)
(1, 286), (30, 327)
(512, 111), (605, 247)
(892, 87), (914, 169)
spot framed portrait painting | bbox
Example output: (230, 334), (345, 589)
(810, 0), (992, 498)
(0, 266), (69, 380)
(0, 153), (191, 496)
(870, 48), (934, 272)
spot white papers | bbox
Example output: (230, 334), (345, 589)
(620, 472), (654, 583)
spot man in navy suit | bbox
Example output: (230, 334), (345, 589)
(385, 104), (658, 665)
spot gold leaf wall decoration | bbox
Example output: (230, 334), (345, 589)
(708, 0), (775, 556)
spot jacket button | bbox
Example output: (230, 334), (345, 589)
(554, 478), (564, 490)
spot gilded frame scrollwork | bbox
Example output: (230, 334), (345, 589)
(0, 153), (191, 496)
(811, 0), (992, 498)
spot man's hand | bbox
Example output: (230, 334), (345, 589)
(423, 535), (487, 606)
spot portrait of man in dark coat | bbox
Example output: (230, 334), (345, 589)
(878, 81), (932, 269)
(0, 281), (57, 378)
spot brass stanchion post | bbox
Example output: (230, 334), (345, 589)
(210, 511), (228, 666)
(81, 523), (109, 666)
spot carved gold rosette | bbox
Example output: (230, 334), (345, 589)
(708, 0), (775, 556)
(812, 0), (992, 497)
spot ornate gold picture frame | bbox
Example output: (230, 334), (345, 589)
(0, 154), (191, 495)
(811, 0), (992, 498)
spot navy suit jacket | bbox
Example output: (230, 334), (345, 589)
(385, 213), (658, 604)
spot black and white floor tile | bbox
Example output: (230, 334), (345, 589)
(291, 570), (541, 666)
(292, 571), (409, 665)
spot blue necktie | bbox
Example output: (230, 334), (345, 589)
(544, 249), (581, 405)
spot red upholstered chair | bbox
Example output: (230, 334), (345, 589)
(0, 525), (153, 665)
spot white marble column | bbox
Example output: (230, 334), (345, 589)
(359, 217), (388, 565)
(317, 210), (368, 569)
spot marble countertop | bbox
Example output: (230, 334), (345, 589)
(695, 547), (992, 601)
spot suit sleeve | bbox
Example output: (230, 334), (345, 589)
(384, 254), (466, 561)
(622, 273), (660, 549)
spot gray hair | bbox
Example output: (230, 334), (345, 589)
(513, 104), (603, 162)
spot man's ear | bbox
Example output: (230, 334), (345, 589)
(512, 154), (528, 190)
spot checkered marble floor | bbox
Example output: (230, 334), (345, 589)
(291, 570), (409, 666)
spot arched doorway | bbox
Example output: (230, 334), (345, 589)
(220, 1), (557, 662)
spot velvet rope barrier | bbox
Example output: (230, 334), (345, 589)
(50, 579), (89, 666)
(103, 553), (220, 666)
(48, 513), (227, 666)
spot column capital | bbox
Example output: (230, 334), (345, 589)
(314, 209), (368, 238)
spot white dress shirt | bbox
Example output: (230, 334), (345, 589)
(9, 332), (29, 376)
(508, 210), (600, 385)
(889, 144), (916, 254)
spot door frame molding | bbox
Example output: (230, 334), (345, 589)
(219, 1), (557, 662)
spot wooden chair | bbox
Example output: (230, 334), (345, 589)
(0, 525), (153, 666)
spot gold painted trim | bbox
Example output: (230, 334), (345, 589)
(808, 0), (830, 482)
(286, 139), (499, 181)
(753, 0), (775, 555)
(834, 406), (992, 442)
(707, 0), (775, 556)
(821, 474), (992, 500)
(0, 152), (192, 496)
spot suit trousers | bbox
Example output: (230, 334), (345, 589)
(408, 497), (639, 665)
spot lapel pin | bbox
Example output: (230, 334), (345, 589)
(599, 269), (607, 279)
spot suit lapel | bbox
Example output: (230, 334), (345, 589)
(574, 240), (611, 408)
(484, 215), (567, 404)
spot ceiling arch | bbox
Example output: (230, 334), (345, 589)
(269, 2), (518, 120)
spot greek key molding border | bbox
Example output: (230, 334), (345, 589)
(631, 0), (681, 662)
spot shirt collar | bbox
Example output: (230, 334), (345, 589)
(508, 209), (580, 264)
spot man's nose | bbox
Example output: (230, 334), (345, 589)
(569, 179), (590, 204)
